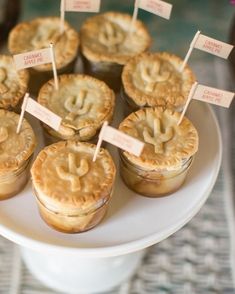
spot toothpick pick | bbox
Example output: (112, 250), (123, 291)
(180, 30), (201, 72)
(60, 0), (65, 34)
(177, 82), (198, 126)
(128, 0), (140, 36)
(93, 121), (108, 162)
(50, 43), (59, 91)
(16, 93), (29, 134)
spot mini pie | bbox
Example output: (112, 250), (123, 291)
(122, 52), (196, 110)
(0, 110), (36, 199)
(8, 17), (79, 72)
(31, 141), (116, 232)
(0, 55), (29, 109)
(119, 107), (199, 171)
(80, 11), (152, 65)
(0, 109), (36, 174)
(38, 74), (115, 141)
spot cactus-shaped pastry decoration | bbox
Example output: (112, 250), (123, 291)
(56, 153), (89, 192)
(143, 118), (173, 154)
(141, 61), (170, 92)
(64, 89), (92, 121)
(99, 22), (124, 52)
(0, 68), (8, 94)
(0, 126), (8, 143)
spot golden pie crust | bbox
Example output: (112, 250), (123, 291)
(119, 107), (199, 170)
(31, 141), (116, 214)
(0, 109), (36, 174)
(8, 17), (79, 72)
(122, 52), (196, 109)
(0, 55), (29, 109)
(38, 74), (115, 141)
(80, 11), (152, 65)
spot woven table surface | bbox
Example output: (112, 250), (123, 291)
(0, 1), (235, 293)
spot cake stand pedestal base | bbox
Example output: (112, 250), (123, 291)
(21, 246), (146, 293)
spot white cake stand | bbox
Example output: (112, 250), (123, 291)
(0, 101), (222, 293)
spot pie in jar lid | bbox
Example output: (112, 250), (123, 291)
(80, 11), (152, 65)
(8, 17), (79, 72)
(119, 107), (199, 171)
(122, 52), (196, 110)
(31, 141), (116, 233)
(37, 74), (115, 141)
(0, 109), (36, 174)
(0, 55), (29, 110)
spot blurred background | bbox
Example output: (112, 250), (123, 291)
(18, 0), (234, 57)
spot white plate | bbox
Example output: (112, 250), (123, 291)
(0, 101), (222, 257)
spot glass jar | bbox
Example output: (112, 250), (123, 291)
(120, 86), (140, 116)
(33, 187), (112, 233)
(0, 156), (32, 200)
(119, 151), (193, 197)
(31, 141), (116, 233)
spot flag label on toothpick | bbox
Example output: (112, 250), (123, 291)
(194, 34), (234, 59)
(65, 0), (101, 12)
(25, 97), (62, 131)
(13, 48), (52, 70)
(139, 0), (172, 19)
(193, 85), (234, 108)
(93, 122), (144, 162)
(102, 125), (144, 156)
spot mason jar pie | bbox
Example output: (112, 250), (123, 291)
(80, 11), (152, 92)
(8, 17), (79, 95)
(31, 141), (116, 233)
(37, 74), (115, 145)
(121, 52), (195, 113)
(0, 110), (36, 200)
(0, 55), (29, 112)
(118, 107), (199, 197)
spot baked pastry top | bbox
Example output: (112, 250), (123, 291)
(0, 110), (36, 174)
(122, 52), (195, 109)
(0, 55), (29, 109)
(38, 74), (115, 140)
(8, 17), (79, 71)
(80, 12), (152, 65)
(31, 141), (116, 214)
(119, 107), (199, 170)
